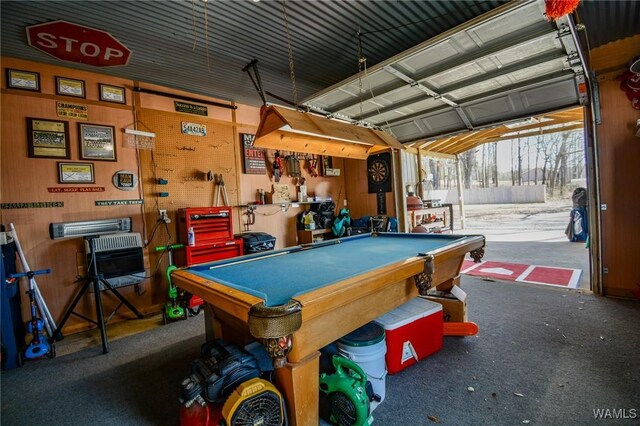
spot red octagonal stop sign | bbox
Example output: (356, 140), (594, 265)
(26, 20), (131, 67)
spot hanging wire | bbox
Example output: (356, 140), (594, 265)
(357, 28), (366, 117)
(281, 0), (298, 108)
(359, 36), (397, 137)
(203, 0), (212, 71)
(191, 0), (198, 50)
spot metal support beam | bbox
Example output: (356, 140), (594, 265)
(382, 65), (474, 130)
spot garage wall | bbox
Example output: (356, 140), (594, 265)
(1, 57), (351, 335)
(591, 37), (640, 298)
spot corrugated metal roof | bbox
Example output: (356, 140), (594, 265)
(0, 0), (635, 124)
(1, 0), (508, 107)
(578, 0), (640, 48)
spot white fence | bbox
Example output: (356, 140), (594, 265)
(425, 185), (546, 204)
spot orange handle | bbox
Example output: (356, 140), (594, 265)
(443, 321), (479, 336)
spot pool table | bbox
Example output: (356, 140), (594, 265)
(171, 232), (484, 425)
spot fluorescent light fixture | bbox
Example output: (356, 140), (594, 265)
(253, 105), (404, 160)
(124, 128), (156, 138)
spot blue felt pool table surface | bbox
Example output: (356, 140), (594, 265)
(185, 233), (471, 307)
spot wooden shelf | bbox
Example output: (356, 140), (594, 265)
(297, 228), (333, 244)
(237, 200), (330, 208)
(410, 204), (454, 231)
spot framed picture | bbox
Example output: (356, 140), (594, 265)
(6, 69), (40, 92)
(99, 84), (126, 104)
(26, 118), (71, 159)
(56, 76), (85, 98)
(58, 162), (95, 184)
(78, 123), (117, 161)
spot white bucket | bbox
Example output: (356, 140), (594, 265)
(337, 325), (388, 409)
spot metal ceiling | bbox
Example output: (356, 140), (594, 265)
(1, 0), (508, 107)
(577, 0), (640, 49)
(303, 0), (588, 145)
(1, 0), (636, 146)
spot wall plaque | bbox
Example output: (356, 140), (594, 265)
(175, 101), (208, 116)
(95, 199), (144, 206)
(240, 133), (266, 174)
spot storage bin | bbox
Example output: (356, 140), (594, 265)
(237, 232), (276, 253)
(337, 322), (387, 409)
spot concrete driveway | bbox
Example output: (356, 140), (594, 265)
(454, 199), (591, 289)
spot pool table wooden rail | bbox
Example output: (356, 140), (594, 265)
(170, 233), (485, 426)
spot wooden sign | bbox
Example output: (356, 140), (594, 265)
(95, 199), (143, 206)
(1, 201), (64, 209)
(56, 101), (88, 120)
(175, 101), (207, 116)
(48, 187), (105, 193)
(240, 133), (266, 174)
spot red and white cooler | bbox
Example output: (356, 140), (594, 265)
(373, 297), (443, 375)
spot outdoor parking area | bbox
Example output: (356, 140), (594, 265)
(458, 200), (590, 289)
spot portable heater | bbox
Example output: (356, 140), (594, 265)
(221, 378), (285, 426)
(319, 356), (372, 426)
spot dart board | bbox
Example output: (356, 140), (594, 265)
(367, 152), (392, 193)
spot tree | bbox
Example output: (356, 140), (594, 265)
(460, 149), (476, 189)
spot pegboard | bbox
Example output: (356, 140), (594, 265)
(137, 108), (239, 214)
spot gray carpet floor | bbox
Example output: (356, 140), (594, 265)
(2, 276), (639, 425)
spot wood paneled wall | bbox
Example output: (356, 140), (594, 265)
(592, 39), (640, 298)
(2, 57), (379, 335)
(1, 58), (147, 334)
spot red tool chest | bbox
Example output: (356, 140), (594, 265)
(178, 207), (243, 266)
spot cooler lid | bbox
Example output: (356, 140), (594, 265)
(373, 298), (442, 330)
(338, 322), (385, 347)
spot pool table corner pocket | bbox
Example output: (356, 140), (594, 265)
(248, 300), (302, 368)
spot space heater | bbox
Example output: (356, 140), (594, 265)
(84, 233), (145, 290)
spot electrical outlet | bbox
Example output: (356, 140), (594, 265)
(159, 209), (171, 224)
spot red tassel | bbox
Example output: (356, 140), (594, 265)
(545, 0), (581, 20)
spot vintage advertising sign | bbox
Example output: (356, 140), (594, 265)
(181, 122), (207, 136)
(56, 101), (88, 120)
(175, 101), (208, 116)
(26, 20), (131, 67)
(240, 133), (266, 175)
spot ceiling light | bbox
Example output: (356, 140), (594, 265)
(124, 128), (156, 138)
(253, 105), (404, 160)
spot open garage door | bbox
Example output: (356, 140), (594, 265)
(302, 0), (587, 146)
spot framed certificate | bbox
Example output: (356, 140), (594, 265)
(56, 77), (86, 98)
(99, 84), (126, 104)
(7, 69), (40, 92)
(27, 118), (71, 159)
(79, 123), (117, 161)
(58, 162), (95, 184)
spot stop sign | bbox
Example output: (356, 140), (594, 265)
(26, 20), (131, 67)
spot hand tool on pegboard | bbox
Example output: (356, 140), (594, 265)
(213, 173), (229, 206)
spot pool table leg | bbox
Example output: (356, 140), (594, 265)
(275, 351), (321, 426)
